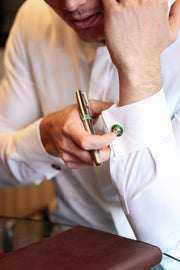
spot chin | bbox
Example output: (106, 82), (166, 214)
(79, 34), (105, 44)
(76, 27), (105, 44)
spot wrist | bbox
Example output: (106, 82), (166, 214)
(118, 61), (162, 106)
(40, 117), (59, 157)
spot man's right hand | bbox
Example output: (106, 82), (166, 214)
(40, 101), (116, 169)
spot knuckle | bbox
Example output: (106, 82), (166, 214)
(61, 153), (74, 169)
(66, 162), (73, 169)
(60, 151), (65, 159)
(79, 137), (89, 150)
(60, 152), (67, 163)
(61, 123), (68, 135)
(58, 139), (67, 151)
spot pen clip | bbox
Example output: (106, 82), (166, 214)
(82, 91), (89, 110)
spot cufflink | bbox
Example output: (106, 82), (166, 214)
(111, 124), (123, 137)
(51, 164), (61, 170)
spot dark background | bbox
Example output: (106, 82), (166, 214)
(0, 0), (25, 47)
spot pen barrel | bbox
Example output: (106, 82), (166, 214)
(83, 118), (95, 135)
(90, 149), (102, 166)
(76, 90), (102, 166)
(83, 119), (102, 166)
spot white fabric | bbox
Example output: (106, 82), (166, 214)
(0, 0), (180, 252)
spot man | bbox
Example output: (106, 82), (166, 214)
(0, 0), (180, 252)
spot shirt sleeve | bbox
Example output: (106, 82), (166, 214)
(101, 89), (180, 252)
(0, 5), (65, 187)
(0, 119), (66, 187)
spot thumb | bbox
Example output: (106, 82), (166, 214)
(169, 0), (180, 43)
(89, 99), (114, 118)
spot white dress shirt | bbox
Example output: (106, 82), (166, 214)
(0, 0), (180, 252)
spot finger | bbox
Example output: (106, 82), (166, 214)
(61, 126), (114, 165)
(61, 105), (116, 152)
(65, 161), (93, 169)
(89, 99), (113, 118)
(71, 131), (117, 152)
(59, 136), (94, 164)
(65, 147), (111, 169)
(62, 151), (94, 167)
(169, 0), (180, 42)
(100, 147), (111, 162)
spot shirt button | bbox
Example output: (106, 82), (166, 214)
(111, 124), (123, 137)
(51, 164), (61, 170)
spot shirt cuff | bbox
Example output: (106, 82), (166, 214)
(101, 89), (172, 157)
(16, 119), (66, 179)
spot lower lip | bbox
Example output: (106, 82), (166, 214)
(69, 13), (101, 30)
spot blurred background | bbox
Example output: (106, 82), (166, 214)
(0, 0), (55, 220)
(0, 0), (25, 47)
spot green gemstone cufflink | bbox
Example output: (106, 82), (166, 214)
(111, 124), (123, 137)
